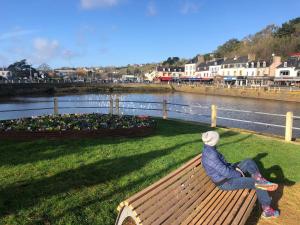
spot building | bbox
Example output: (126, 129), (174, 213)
(184, 55), (205, 77)
(0, 69), (11, 80)
(155, 66), (185, 81)
(144, 71), (157, 82)
(209, 59), (224, 77)
(275, 54), (300, 86)
(122, 74), (138, 82)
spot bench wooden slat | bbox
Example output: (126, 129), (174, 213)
(177, 181), (217, 225)
(163, 178), (215, 225)
(189, 187), (224, 224)
(136, 164), (204, 216)
(214, 189), (249, 225)
(181, 186), (220, 225)
(141, 174), (210, 225)
(229, 190), (256, 225)
(202, 190), (243, 225)
(138, 169), (207, 222)
(237, 191), (257, 225)
(195, 190), (232, 225)
(125, 156), (201, 209)
(152, 176), (211, 225)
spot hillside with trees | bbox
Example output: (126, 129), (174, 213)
(213, 17), (300, 60)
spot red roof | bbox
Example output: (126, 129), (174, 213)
(159, 76), (172, 81)
(289, 52), (300, 57)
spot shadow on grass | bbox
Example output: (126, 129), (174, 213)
(247, 153), (295, 225)
(0, 119), (207, 167)
(0, 139), (199, 221)
(49, 155), (195, 224)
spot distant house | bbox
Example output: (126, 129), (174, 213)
(155, 66), (185, 81)
(0, 69), (11, 80)
(185, 62), (197, 77)
(219, 56), (249, 77)
(54, 69), (77, 79)
(244, 60), (270, 77)
(275, 55), (300, 85)
(195, 62), (211, 78)
(184, 55), (205, 77)
(122, 74), (138, 82)
(209, 59), (224, 77)
(144, 71), (157, 82)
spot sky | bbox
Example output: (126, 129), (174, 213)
(0, 0), (299, 68)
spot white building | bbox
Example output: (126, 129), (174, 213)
(195, 62), (211, 78)
(0, 69), (11, 79)
(144, 71), (157, 82)
(185, 63), (196, 77)
(219, 56), (249, 77)
(209, 59), (224, 77)
(275, 57), (300, 79)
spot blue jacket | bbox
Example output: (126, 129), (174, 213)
(202, 144), (241, 183)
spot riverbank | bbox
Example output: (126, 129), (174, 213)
(1, 83), (300, 103)
(0, 119), (299, 224)
(172, 84), (300, 103)
(0, 83), (172, 97)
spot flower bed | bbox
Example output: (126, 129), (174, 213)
(0, 114), (156, 140)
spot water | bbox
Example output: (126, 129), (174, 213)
(0, 92), (299, 138)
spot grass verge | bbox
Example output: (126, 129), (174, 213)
(0, 119), (299, 224)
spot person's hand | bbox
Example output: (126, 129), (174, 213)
(236, 167), (245, 177)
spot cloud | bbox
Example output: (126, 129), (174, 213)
(180, 0), (200, 14)
(31, 38), (61, 64)
(0, 29), (37, 41)
(147, 1), (157, 16)
(80, 0), (120, 9)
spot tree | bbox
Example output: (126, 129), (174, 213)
(7, 59), (38, 79)
(274, 17), (300, 38)
(38, 63), (52, 73)
(214, 39), (241, 57)
(162, 57), (180, 66)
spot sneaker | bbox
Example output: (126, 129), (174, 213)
(262, 207), (279, 219)
(255, 178), (278, 191)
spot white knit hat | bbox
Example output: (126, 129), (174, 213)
(202, 131), (219, 146)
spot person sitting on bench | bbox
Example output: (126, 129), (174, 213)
(201, 131), (279, 219)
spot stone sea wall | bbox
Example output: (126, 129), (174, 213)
(172, 84), (300, 103)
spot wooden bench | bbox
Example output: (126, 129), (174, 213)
(115, 155), (257, 225)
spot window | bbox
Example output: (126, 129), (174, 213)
(263, 62), (266, 67)
(284, 62), (287, 67)
(251, 62), (254, 68)
(257, 71), (260, 76)
(239, 70), (242, 75)
(297, 71), (300, 77)
(280, 70), (289, 76)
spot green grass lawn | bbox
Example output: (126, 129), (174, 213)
(0, 119), (299, 225)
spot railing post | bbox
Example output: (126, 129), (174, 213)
(211, 104), (217, 127)
(115, 97), (120, 115)
(109, 97), (114, 115)
(54, 97), (58, 115)
(285, 111), (293, 142)
(163, 100), (168, 119)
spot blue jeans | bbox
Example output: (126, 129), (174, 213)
(218, 159), (272, 206)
